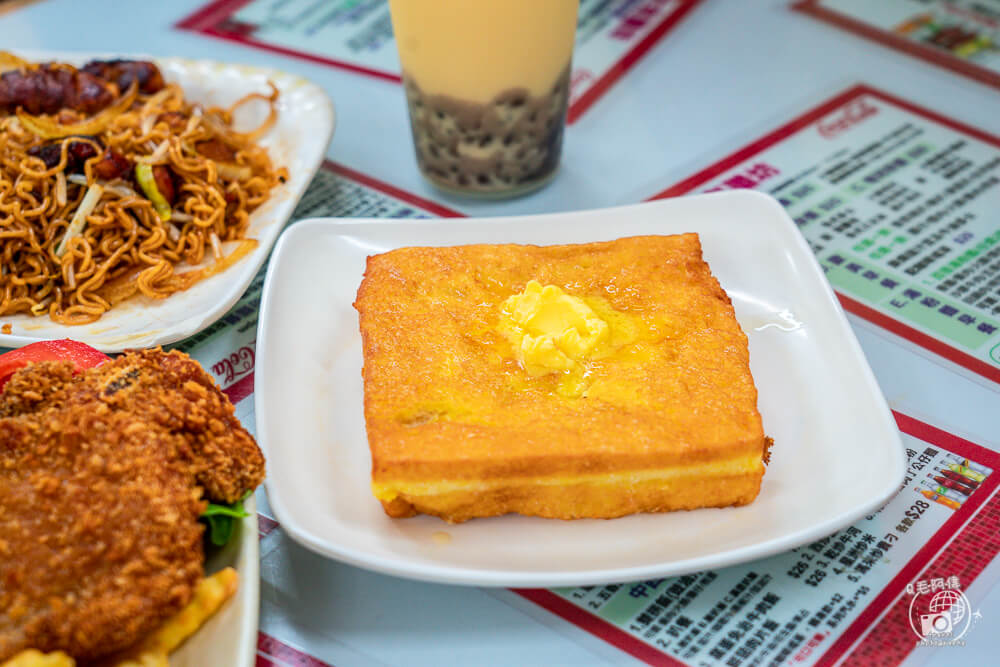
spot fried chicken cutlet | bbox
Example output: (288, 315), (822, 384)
(0, 349), (264, 663)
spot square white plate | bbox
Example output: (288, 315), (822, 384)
(0, 51), (334, 352)
(255, 191), (905, 587)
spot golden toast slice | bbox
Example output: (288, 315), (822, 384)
(354, 234), (770, 522)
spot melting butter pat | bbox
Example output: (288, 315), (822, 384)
(497, 281), (608, 375)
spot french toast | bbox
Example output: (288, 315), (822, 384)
(354, 234), (770, 522)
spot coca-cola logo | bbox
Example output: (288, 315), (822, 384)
(817, 98), (878, 139)
(212, 346), (255, 386)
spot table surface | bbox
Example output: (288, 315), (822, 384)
(1, 1), (998, 665)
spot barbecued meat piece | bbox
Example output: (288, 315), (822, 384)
(81, 59), (165, 95)
(0, 349), (265, 661)
(91, 148), (131, 180)
(0, 65), (112, 114)
(157, 110), (187, 131)
(26, 136), (101, 171)
(195, 138), (237, 162)
(26, 140), (130, 179)
(0, 59), (164, 116)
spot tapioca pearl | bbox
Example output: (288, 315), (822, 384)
(476, 174), (491, 186)
(457, 116), (481, 133)
(492, 102), (510, 121)
(425, 127), (448, 145)
(456, 140), (491, 160)
(494, 103), (526, 126)
(478, 134), (494, 148)
(431, 113), (454, 134)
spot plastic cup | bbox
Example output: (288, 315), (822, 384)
(389, 0), (579, 198)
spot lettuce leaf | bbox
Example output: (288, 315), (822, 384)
(200, 493), (251, 547)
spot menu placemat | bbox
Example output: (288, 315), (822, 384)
(794, 0), (1000, 89)
(515, 413), (997, 666)
(175, 0), (705, 123)
(653, 84), (1000, 386)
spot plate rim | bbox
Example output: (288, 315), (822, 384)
(0, 49), (335, 353)
(233, 496), (260, 667)
(256, 191), (906, 587)
(175, 494), (260, 667)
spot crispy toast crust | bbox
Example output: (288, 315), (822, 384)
(355, 234), (768, 522)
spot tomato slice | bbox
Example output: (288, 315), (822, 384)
(0, 339), (110, 391)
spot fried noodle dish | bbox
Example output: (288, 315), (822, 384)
(0, 52), (287, 324)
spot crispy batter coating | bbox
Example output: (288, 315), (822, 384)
(0, 349), (264, 662)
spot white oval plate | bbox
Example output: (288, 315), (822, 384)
(173, 496), (259, 667)
(254, 192), (906, 588)
(0, 51), (334, 352)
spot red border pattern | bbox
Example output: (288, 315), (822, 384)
(793, 0), (1000, 91)
(321, 161), (465, 218)
(258, 632), (335, 667)
(515, 413), (1000, 667)
(817, 414), (1000, 666)
(258, 514), (280, 538)
(513, 588), (687, 666)
(176, 0), (400, 83)
(649, 83), (1000, 386)
(223, 371), (255, 405)
(567, 0), (705, 124)
(175, 0), (706, 124)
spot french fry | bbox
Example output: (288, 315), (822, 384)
(110, 653), (167, 667)
(110, 568), (239, 667)
(0, 650), (74, 667)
